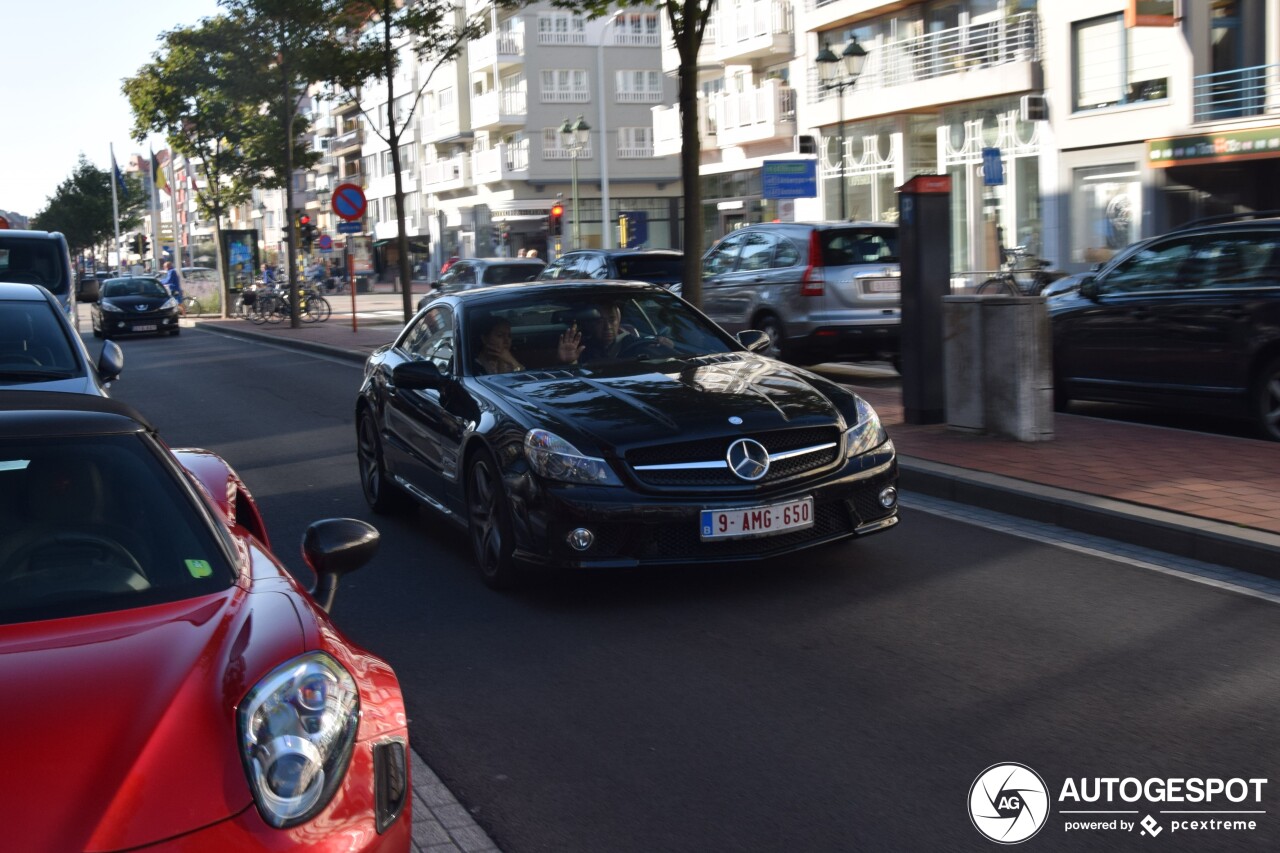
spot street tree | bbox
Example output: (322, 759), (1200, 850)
(125, 16), (272, 317)
(343, 0), (488, 323)
(32, 155), (146, 263)
(543, 0), (713, 306)
(221, 0), (380, 326)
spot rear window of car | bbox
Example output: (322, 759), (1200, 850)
(0, 300), (79, 376)
(613, 256), (683, 282)
(0, 237), (71, 296)
(483, 264), (543, 285)
(0, 433), (236, 624)
(820, 228), (898, 266)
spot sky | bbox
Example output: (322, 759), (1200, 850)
(1, 0), (222, 218)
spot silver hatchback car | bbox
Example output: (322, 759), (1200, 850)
(701, 222), (900, 366)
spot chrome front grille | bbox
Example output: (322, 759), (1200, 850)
(627, 426), (841, 488)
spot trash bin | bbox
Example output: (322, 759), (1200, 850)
(943, 295), (1053, 442)
(356, 276), (371, 294)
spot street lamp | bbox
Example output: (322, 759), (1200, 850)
(815, 36), (868, 221)
(559, 115), (590, 249)
(252, 200), (266, 273)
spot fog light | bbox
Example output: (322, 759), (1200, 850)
(879, 486), (898, 509)
(566, 528), (594, 551)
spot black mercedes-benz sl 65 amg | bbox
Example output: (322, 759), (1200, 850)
(355, 282), (898, 588)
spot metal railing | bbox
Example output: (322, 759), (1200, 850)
(1193, 64), (1280, 122)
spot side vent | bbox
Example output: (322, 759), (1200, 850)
(1020, 94), (1049, 122)
(795, 134), (817, 155)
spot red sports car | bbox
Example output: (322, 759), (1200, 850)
(0, 392), (411, 851)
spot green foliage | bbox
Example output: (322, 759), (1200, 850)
(31, 156), (146, 254)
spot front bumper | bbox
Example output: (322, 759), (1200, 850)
(100, 311), (180, 336)
(510, 443), (898, 569)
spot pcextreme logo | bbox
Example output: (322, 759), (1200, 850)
(969, 763), (1050, 844)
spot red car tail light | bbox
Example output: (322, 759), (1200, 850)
(800, 230), (825, 296)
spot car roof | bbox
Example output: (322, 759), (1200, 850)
(0, 282), (57, 302)
(0, 229), (67, 242)
(432, 280), (666, 306)
(0, 391), (153, 438)
(567, 249), (682, 257)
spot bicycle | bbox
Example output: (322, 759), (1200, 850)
(181, 295), (204, 316)
(976, 243), (1056, 296)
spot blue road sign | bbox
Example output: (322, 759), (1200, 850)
(618, 211), (649, 248)
(317, 234), (333, 251)
(982, 147), (1005, 185)
(332, 182), (367, 221)
(762, 160), (818, 199)
(337, 221), (363, 234)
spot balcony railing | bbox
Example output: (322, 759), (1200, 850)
(812, 11), (1040, 103)
(332, 128), (363, 152)
(618, 145), (654, 159)
(715, 80), (796, 147)
(1194, 64), (1280, 122)
(544, 146), (592, 161)
(538, 30), (586, 46)
(470, 27), (525, 67)
(422, 155), (470, 191)
(652, 100), (718, 156)
(471, 88), (528, 127)
(472, 140), (531, 182)
(714, 0), (794, 63)
(542, 89), (590, 104)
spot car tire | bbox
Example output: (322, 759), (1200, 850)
(755, 313), (789, 362)
(1255, 355), (1280, 441)
(357, 409), (409, 514)
(466, 450), (518, 590)
(92, 325), (102, 339)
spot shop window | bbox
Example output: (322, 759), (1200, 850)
(1071, 164), (1141, 265)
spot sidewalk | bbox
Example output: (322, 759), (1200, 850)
(193, 309), (1280, 580)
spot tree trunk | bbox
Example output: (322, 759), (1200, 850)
(677, 45), (703, 308)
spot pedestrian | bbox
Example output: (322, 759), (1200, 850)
(526, 248), (538, 260)
(160, 261), (185, 316)
(516, 249), (526, 258)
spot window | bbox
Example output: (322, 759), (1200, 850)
(362, 155), (377, 179)
(617, 127), (653, 158)
(401, 305), (455, 374)
(1071, 164), (1141, 265)
(381, 150), (395, 174)
(540, 70), (589, 103)
(704, 232), (748, 276)
(538, 13), (585, 45)
(1073, 13), (1169, 111)
(437, 87), (454, 110)
(1102, 236), (1192, 292)
(615, 70), (663, 103)
(616, 13), (660, 45)
(398, 144), (415, 169)
(738, 233), (777, 272)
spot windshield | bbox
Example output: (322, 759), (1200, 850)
(483, 264), (544, 285)
(0, 434), (236, 624)
(612, 256), (683, 282)
(0, 300), (80, 382)
(459, 289), (738, 376)
(0, 237), (71, 295)
(103, 278), (169, 298)
(821, 227), (899, 266)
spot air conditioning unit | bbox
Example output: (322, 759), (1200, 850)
(1020, 95), (1049, 122)
(795, 134), (817, 155)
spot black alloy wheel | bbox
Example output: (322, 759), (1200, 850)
(466, 451), (517, 590)
(1256, 355), (1280, 441)
(357, 410), (408, 513)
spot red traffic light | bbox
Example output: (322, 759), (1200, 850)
(299, 215), (312, 226)
(550, 204), (563, 217)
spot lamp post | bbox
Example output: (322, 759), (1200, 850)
(815, 36), (868, 221)
(252, 200), (266, 273)
(559, 115), (590, 249)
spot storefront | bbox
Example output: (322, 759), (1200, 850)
(1147, 125), (1280, 228)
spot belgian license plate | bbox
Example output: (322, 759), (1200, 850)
(133, 324), (157, 332)
(700, 497), (814, 541)
(866, 278), (899, 293)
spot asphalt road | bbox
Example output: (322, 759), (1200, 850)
(105, 328), (1280, 852)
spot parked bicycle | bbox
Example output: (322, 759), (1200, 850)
(976, 243), (1057, 296)
(181, 295), (204, 316)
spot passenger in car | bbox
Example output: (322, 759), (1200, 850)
(473, 316), (525, 375)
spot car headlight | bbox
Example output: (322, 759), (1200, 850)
(524, 428), (622, 486)
(238, 652), (360, 828)
(100, 301), (123, 313)
(844, 396), (888, 458)
(161, 297), (179, 310)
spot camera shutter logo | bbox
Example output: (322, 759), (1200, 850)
(969, 763), (1050, 844)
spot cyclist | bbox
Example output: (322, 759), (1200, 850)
(160, 262), (185, 316)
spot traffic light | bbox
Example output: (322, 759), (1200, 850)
(299, 214), (314, 250)
(140, 235), (150, 255)
(549, 203), (564, 237)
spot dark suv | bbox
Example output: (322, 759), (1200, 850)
(537, 249), (684, 292)
(0, 230), (77, 329)
(1049, 214), (1280, 440)
(700, 222), (900, 365)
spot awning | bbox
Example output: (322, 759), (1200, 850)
(1149, 125), (1280, 168)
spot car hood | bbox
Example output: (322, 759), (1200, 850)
(487, 354), (850, 449)
(0, 374), (103, 395)
(0, 587), (305, 851)
(102, 294), (172, 311)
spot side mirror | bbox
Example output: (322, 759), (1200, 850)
(393, 359), (447, 390)
(737, 329), (771, 353)
(1079, 275), (1100, 300)
(303, 518), (380, 613)
(98, 340), (124, 382)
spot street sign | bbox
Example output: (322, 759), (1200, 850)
(982, 147), (1005, 185)
(762, 160), (818, 199)
(317, 234), (333, 251)
(332, 182), (367, 221)
(337, 221), (363, 234)
(618, 211), (649, 248)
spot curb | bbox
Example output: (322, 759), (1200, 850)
(194, 320), (392, 364)
(899, 458), (1280, 581)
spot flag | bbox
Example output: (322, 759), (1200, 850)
(111, 148), (128, 199)
(151, 148), (170, 195)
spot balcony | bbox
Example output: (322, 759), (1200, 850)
(808, 12), (1041, 122)
(471, 88), (528, 130)
(538, 29), (586, 47)
(1194, 64), (1280, 123)
(472, 140), (531, 184)
(713, 0), (794, 65)
(714, 80), (796, 148)
(332, 127), (363, 156)
(315, 161), (336, 176)
(652, 99), (718, 157)
(422, 154), (471, 192)
(470, 27), (525, 69)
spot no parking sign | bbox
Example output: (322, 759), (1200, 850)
(332, 183), (367, 221)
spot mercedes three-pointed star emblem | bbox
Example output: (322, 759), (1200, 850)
(726, 438), (770, 482)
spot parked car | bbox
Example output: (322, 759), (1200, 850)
(357, 281), (899, 589)
(1050, 214), (1280, 440)
(422, 257), (546, 302)
(537, 249), (684, 292)
(91, 275), (182, 338)
(0, 391), (411, 849)
(0, 282), (122, 395)
(0, 229), (77, 328)
(700, 222), (901, 366)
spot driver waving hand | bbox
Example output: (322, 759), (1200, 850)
(558, 301), (670, 365)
